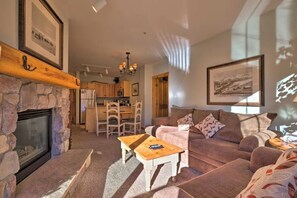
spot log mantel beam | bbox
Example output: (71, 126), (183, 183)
(0, 41), (80, 89)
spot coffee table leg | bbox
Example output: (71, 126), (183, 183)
(171, 154), (178, 182)
(144, 162), (153, 191)
(121, 143), (126, 164)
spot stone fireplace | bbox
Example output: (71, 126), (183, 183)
(0, 74), (70, 197)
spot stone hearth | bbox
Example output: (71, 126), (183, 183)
(0, 74), (70, 197)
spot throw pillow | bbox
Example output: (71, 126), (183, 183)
(195, 113), (225, 139)
(237, 148), (297, 198)
(177, 113), (194, 126)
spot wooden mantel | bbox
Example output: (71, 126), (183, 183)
(0, 41), (80, 89)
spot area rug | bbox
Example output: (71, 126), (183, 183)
(70, 126), (201, 198)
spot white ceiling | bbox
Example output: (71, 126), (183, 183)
(54, 0), (250, 76)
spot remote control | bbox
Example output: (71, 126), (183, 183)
(149, 144), (164, 149)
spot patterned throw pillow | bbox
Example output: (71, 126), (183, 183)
(177, 113), (194, 126)
(195, 113), (225, 139)
(237, 148), (297, 198)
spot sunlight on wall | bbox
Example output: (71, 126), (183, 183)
(276, 73), (297, 103)
(169, 90), (185, 105)
(274, 0), (297, 133)
(157, 32), (190, 73)
(231, 1), (262, 114)
(231, 91), (261, 114)
(275, 0), (297, 67)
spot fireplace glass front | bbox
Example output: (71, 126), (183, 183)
(14, 109), (52, 183)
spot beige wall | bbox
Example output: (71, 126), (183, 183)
(168, 2), (297, 133)
(0, 0), (70, 73)
(143, 59), (169, 125)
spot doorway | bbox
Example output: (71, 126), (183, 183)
(152, 73), (169, 118)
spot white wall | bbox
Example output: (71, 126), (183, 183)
(167, 2), (297, 133)
(0, 0), (70, 73)
(143, 59), (169, 125)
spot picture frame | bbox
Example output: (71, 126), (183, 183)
(132, 83), (139, 96)
(207, 55), (264, 106)
(19, 0), (63, 70)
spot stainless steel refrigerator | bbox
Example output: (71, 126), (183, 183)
(80, 89), (96, 124)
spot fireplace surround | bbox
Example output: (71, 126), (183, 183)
(0, 74), (70, 197)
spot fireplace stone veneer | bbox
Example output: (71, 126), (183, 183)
(0, 74), (70, 197)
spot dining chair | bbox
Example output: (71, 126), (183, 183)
(123, 101), (142, 135)
(96, 104), (107, 136)
(106, 101), (124, 139)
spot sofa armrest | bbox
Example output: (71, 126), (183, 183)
(152, 117), (171, 126)
(239, 130), (277, 152)
(249, 146), (282, 172)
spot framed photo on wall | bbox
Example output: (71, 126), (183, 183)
(207, 55), (264, 106)
(19, 0), (63, 70)
(132, 83), (139, 96)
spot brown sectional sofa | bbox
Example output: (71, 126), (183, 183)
(152, 107), (279, 173)
(153, 147), (282, 197)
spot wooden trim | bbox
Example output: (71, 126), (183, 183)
(152, 72), (169, 118)
(0, 41), (80, 89)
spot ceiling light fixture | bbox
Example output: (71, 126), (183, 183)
(119, 52), (137, 75)
(85, 66), (90, 72)
(83, 71), (87, 76)
(105, 68), (108, 75)
(92, 0), (107, 13)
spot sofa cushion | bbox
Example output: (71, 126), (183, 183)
(190, 138), (251, 164)
(237, 148), (297, 198)
(178, 159), (253, 198)
(192, 109), (219, 125)
(169, 107), (194, 126)
(177, 113), (194, 126)
(214, 110), (277, 143)
(195, 114), (225, 139)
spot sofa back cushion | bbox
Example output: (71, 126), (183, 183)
(192, 109), (219, 125)
(214, 110), (277, 143)
(169, 107), (194, 126)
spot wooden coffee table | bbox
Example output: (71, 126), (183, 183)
(118, 134), (183, 191)
(269, 138), (297, 150)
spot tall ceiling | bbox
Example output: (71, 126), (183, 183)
(53, 0), (249, 76)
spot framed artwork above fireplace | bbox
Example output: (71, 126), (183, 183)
(19, 0), (63, 70)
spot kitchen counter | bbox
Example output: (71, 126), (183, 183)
(85, 106), (132, 133)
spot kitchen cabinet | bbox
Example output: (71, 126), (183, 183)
(81, 81), (120, 98)
(95, 83), (106, 97)
(114, 80), (130, 97)
(106, 84), (115, 97)
(95, 83), (115, 97)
